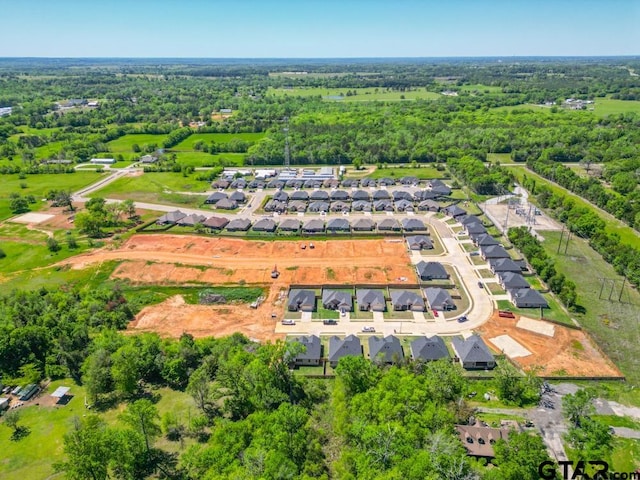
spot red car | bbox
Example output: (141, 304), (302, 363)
(432, 310), (438, 317)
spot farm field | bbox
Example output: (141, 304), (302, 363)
(268, 86), (441, 102)
(172, 132), (265, 150)
(458, 84), (503, 93)
(509, 166), (640, 248)
(0, 171), (103, 221)
(593, 97), (640, 117)
(174, 151), (245, 167)
(541, 230), (640, 383)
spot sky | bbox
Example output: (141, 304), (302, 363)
(0, 0), (638, 58)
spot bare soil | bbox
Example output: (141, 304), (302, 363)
(478, 311), (623, 378)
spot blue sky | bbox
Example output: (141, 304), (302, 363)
(1, 0), (638, 57)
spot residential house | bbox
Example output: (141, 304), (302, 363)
(377, 218), (401, 231)
(176, 214), (206, 226)
(327, 218), (351, 232)
(290, 190), (309, 201)
(455, 423), (510, 458)
(229, 191), (246, 203)
(377, 177), (396, 186)
(328, 335), (362, 367)
(392, 190), (413, 201)
(330, 201), (350, 212)
(302, 219), (325, 233)
(410, 336), (450, 362)
(322, 290), (353, 311)
(424, 287), (456, 311)
(480, 244), (510, 260)
(356, 289), (386, 312)
(225, 218), (251, 231)
(473, 234), (499, 247)
(140, 154), (158, 163)
(330, 190), (350, 201)
(390, 290), (425, 311)
(418, 200), (440, 212)
(287, 289), (316, 312)
(264, 200), (287, 213)
(360, 178), (376, 187)
(252, 218), (277, 232)
(374, 200), (393, 212)
(406, 235), (433, 250)
(372, 190), (391, 200)
(273, 190), (289, 202)
(211, 179), (230, 189)
(157, 210), (186, 225)
(445, 205), (467, 218)
(452, 335), (495, 369)
(395, 199), (414, 212)
(465, 222), (488, 236)
(202, 216), (229, 231)
(489, 258), (522, 274)
(416, 261), (449, 281)
(508, 288), (549, 309)
(351, 218), (375, 231)
(309, 190), (330, 201)
(308, 201), (330, 213)
(352, 200), (372, 212)
(268, 180), (286, 189)
(497, 272), (530, 290)
(290, 335), (322, 366)
(414, 190), (439, 201)
(287, 200), (307, 213)
(230, 179), (247, 189)
(351, 190), (370, 201)
(279, 219), (301, 232)
(216, 198), (238, 210)
(369, 336), (404, 364)
(399, 176), (419, 186)
(205, 192), (228, 205)
(459, 215), (481, 226)
(402, 218), (426, 231)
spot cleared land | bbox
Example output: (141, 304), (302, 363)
(268, 86), (441, 102)
(172, 132), (265, 150)
(106, 133), (169, 154)
(60, 235), (415, 339)
(478, 311), (622, 378)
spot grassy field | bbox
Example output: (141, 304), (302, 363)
(364, 166), (447, 180)
(0, 171), (104, 221)
(172, 132), (265, 150)
(458, 84), (503, 93)
(593, 97), (640, 117)
(268, 86), (441, 102)
(89, 172), (211, 206)
(541, 231), (640, 383)
(509, 166), (639, 248)
(486, 153), (512, 164)
(0, 260), (116, 291)
(34, 141), (65, 159)
(0, 380), (196, 480)
(495, 297), (574, 326)
(0, 236), (91, 276)
(106, 134), (169, 154)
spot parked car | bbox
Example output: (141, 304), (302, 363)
(478, 281), (483, 288)
(362, 326), (375, 332)
(281, 319), (296, 325)
(470, 251), (480, 256)
(432, 310), (438, 317)
(457, 315), (468, 323)
(323, 319), (337, 325)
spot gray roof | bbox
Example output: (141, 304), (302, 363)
(378, 218), (401, 230)
(374, 200), (392, 211)
(330, 201), (350, 212)
(481, 244), (510, 258)
(416, 261), (449, 280)
(352, 190), (370, 201)
(303, 219), (325, 232)
(402, 218), (426, 231)
(287, 200), (307, 212)
(498, 272), (530, 289)
(352, 218), (375, 230)
(229, 191), (246, 202)
(288, 289), (316, 310)
(406, 235), (433, 250)
(474, 234), (499, 246)
(352, 200), (372, 211)
(465, 222), (487, 235)
(418, 199), (440, 211)
(446, 205), (467, 217)
(327, 218), (350, 231)
(309, 190), (330, 201)
(177, 213), (206, 226)
(290, 190), (309, 200)
(390, 290), (425, 310)
(291, 335), (321, 362)
(157, 210), (186, 224)
(322, 290), (353, 310)
(369, 336), (404, 363)
(372, 190), (391, 200)
(273, 190), (289, 201)
(216, 198), (238, 210)
(203, 216), (229, 229)
(392, 190), (413, 201)
(509, 288), (549, 308)
(329, 335), (361, 363)
(424, 287), (455, 310)
(330, 190), (350, 200)
(411, 336), (450, 361)
(253, 218), (277, 231)
(431, 185), (452, 196)
(415, 190), (439, 201)
(460, 215), (481, 226)
(356, 289), (386, 310)
(452, 335), (494, 364)
(279, 219), (301, 231)
(490, 258), (522, 272)
(395, 199), (414, 211)
(226, 218), (251, 230)
(308, 201), (330, 212)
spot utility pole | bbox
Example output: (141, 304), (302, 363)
(598, 278), (606, 300)
(618, 276), (627, 302)
(557, 227), (565, 253)
(608, 279), (616, 301)
(564, 231), (572, 254)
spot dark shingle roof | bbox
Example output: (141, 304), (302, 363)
(416, 261), (449, 280)
(390, 290), (425, 310)
(226, 218), (251, 230)
(322, 290), (353, 310)
(288, 289), (316, 310)
(352, 218), (375, 230)
(481, 244), (510, 258)
(203, 216), (229, 229)
(424, 287), (455, 310)
(509, 288), (548, 308)
(402, 218), (426, 231)
(377, 218), (401, 230)
(498, 272), (530, 289)
(410, 336), (450, 361)
(327, 218), (350, 231)
(328, 335), (361, 363)
(452, 335), (494, 364)
(406, 235), (433, 250)
(252, 218), (277, 231)
(291, 335), (321, 362)
(356, 289), (386, 310)
(279, 219), (301, 231)
(369, 336), (403, 363)
(302, 219), (325, 232)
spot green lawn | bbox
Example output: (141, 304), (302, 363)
(174, 151), (245, 168)
(486, 153), (512, 164)
(34, 141), (65, 159)
(89, 172), (211, 207)
(0, 171), (104, 221)
(312, 307), (340, 320)
(268, 86), (441, 102)
(593, 97), (640, 117)
(107, 134), (169, 154)
(495, 297), (574, 326)
(458, 84), (503, 93)
(0, 238), (91, 275)
(0, 380), (196, 480)
(365, 166), (447, 180)
(509, 167), (639, 248)
(172, 132), (265, 150)
(541, 231), (640, 383)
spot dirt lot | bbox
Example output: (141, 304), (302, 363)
(66, 235), (415, 285)
(478, 312), (623, 378)
(62, 235), (415, 340)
